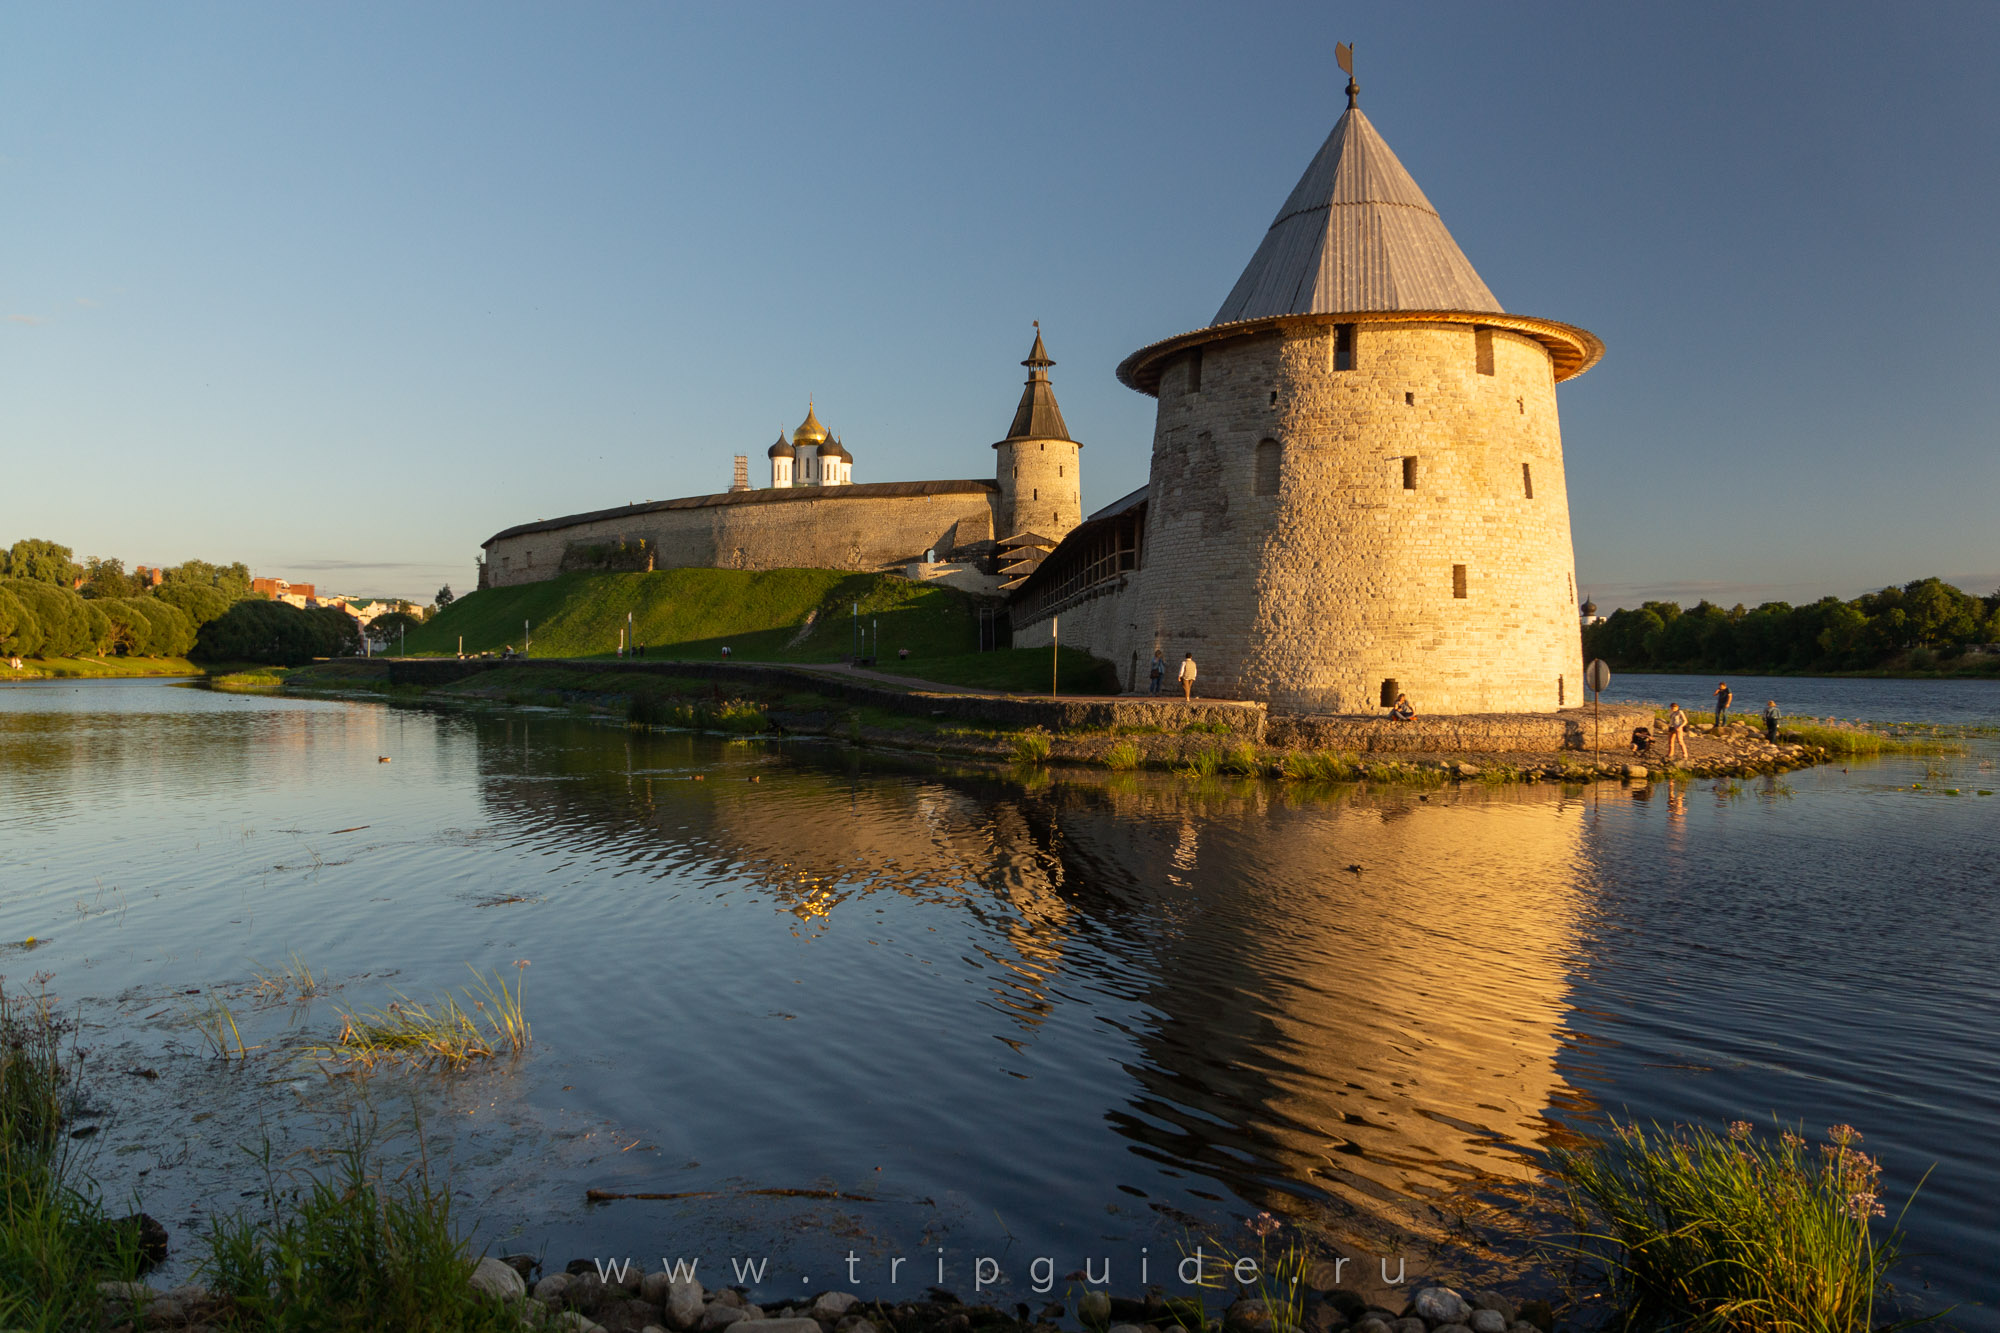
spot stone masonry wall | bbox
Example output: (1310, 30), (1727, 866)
(1095, 321), (1584, 713)
(485, 491), (999, 588)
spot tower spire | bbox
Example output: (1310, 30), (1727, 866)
(1022, 320), (1054, 377)
(1337, 41), (1357, 108)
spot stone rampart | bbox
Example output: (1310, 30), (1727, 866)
(483, 484), (1001, 588)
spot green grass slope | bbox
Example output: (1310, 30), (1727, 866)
(1, 655), (201, 680)
(405, 569), (985, 663)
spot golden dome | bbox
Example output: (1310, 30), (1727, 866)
(792, 402), (828, 445)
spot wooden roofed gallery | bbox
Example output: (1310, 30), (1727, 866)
(1010, 488), (1147, 624)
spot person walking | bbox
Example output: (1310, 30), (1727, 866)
(1665, 703), (1690, 760)
(1713, 681), (1732, 730)
(1177, 652), (1198, 702)
(1148, 650), (1165, 697)
(1763, 699), (1780, 742)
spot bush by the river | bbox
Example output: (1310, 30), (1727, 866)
(196, 599), (361, 665)
(1586, 577), (2000, 674)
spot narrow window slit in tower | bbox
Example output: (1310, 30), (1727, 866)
(1255, 439), (1281, 496)
(1517, 397), (1525, 414)
(1522, 462), (1534, 498)
(1333, 324), (1356, 371)
(1402, 456), (1418, 491)
(1452, 564), (1468, 599)
(1269, 391), (1278, 405)
(1559, 676), (1566, 706)
(1475, 327), (1495, 376)
(1405, 392), (1415, 406)
(1185, 347), (1203, 394)
(1032, 489), (1038, 501)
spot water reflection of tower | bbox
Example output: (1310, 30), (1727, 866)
(472, 723), (1080, 1013)
(1030, 779), (1590, 1252)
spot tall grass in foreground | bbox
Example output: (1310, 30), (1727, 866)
(320, 965), (530, 1071)
(0, 980), (145, 1332)
(1549, 1119), (1931, 1333)
(200, 1119), (535, 1332)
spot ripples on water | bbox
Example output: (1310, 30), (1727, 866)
(1, 678), (1993, 1325)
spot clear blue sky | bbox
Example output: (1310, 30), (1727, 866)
(5, 2), (1996, 609)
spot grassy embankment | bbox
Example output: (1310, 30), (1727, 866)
(1, 656), (201, 681)
(402, 570), (1121, 694)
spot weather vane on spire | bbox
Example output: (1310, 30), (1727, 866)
(1337, 41), (1357, 109)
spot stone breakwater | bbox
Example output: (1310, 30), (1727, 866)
(95, 1264), (1569, 1333)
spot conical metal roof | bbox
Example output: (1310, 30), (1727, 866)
(996, 327), (1074, 446)
(1211, 106), (1502, 323)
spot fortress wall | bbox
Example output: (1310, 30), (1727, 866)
(1011, 572), (1151, 691)
(485, 490), (998, 588)
(1120, 322), (1584, 713)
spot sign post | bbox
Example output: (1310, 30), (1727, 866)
(1051, 615), (1059, 697)
(1585, 659), (1612, 767)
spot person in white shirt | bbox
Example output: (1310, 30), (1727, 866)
(1177, 653), (1198, 702)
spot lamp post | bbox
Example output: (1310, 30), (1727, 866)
(1051, 615), (1059, 697)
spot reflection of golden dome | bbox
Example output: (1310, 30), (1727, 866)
(793, 402), (828, 445)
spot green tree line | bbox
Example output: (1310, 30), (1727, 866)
(1583, 577), (2000, 674)
(0, 538), (358, 665)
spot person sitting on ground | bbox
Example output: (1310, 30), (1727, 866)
(1630, 725), (1653, 756)
(1388, 692), (1415, 721)
(721, 645), (731, 659)
(1665, 704), (1690, 759)
(1764, 699), (1781, 743)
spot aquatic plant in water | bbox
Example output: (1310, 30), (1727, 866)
(318, 964), (530, 1071)
(1548, 1118), (1929, 1333)
(199, 1112), (532, 1331)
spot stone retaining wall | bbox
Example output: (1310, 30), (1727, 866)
(384, 658), (1269, 738)
(1268, 704), (1655, 753)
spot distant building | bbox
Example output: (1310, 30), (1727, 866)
(251, 577), (316, 603)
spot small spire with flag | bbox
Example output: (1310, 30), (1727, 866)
(1337, 41), (1357, 108)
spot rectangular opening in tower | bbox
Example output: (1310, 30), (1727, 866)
(1255, 439), (1281, 495)
(1184, 347), (1203, 394)
(1522, 461), (1534, 498)
(1452, 564), (1468, 598)
(1475, 328), (1495, 376)
(1333, 324), (1356, 372)
(1402, 456), (1418, 490)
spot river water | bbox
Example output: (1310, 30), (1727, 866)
(1, 676), (1994, 1324)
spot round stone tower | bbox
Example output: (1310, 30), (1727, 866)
(993, 326), (1083, 542)
(1115, 77), (1603, 714)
